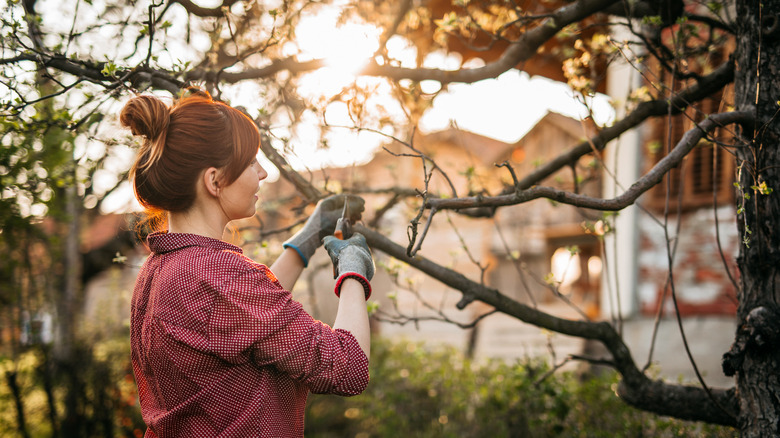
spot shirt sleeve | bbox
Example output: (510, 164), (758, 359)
(206, 252), (369, 396)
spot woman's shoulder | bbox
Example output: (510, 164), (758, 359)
(188, 246), (283, 287)
(176, 244), (262, 273)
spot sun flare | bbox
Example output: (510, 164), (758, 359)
(295, 9), (381, 83)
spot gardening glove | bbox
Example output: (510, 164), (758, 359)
(323, 232), (375, 299)
(283, 194), (365, 267)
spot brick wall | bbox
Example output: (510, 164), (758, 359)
(637, 206), (739, 316)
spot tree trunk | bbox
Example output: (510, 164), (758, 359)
(53, 181), (80, 361)
(53, 172), (85, 437)
(5, 370), (30, 438)
(728, 0), (780, 435)
(38, 347), (60, 437)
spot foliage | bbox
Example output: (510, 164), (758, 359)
(305, 339), (737, 437)
(0, 339), (144, 438)
(0, 337), (738, 437)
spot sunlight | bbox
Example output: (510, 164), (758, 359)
(295, 8), (381, 81)
(551, 247), (582, 291)
(274, 4), (616, 172)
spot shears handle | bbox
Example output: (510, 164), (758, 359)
(334, 217), (349, 240)
(333, 195), (353, 240)
(332, 201), (352, 278)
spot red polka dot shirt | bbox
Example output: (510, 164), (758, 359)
(131, 232), (369, 437)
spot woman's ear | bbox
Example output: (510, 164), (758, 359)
(202, 167), (220, 197)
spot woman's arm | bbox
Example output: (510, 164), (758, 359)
(208, 252), (369, 396)
(269, 247), (305, 291)
(274, 195), (364, 291)
(323, 233), (374, 359)
(271, 247), (372, 358)
(333, 278), (371, 358)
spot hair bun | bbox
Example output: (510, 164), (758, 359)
(120, 95), (171, 142)
(121, 94), (170, 171)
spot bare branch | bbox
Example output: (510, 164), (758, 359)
(363, 0), (620, 84)
(256, 127), (322, 203)
(171, 0), (239, 17)
(514, 59), (735, 191)
(356, 223), (738, 426)
(420, 111), (751, 213)
(187, 58), (328, 83)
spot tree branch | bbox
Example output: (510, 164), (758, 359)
(8, 52), (184, 94)
(422, 110), (752, 212)
(362, 0), (620, 84)
(170, 0), (239, 17)
(512, 58), (735, 191)
(252, 97), (739, 426)
(256, 127), (322, 203)
(355, 223), (738, 426)
(187, 58), (327, 84)
(186, 0), (619, 85)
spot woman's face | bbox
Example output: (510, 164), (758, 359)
(219, 158), (268, 221)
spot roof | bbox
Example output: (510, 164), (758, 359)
(414, 111), (593, 165)
(419, 128), (512, 165)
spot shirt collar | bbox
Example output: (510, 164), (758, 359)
(147, 232), (243, 254)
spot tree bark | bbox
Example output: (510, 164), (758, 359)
(5, 370), (30, 438)
(726, 0), (780, 435)
(53, 174), (85, 437)
(38, 347), (59, 437)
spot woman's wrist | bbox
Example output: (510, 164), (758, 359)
(335, 274), (371, 300)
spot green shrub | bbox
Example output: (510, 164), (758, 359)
(0, 337), (738, 437)
(0, 340), (145, 438)
(305, 339), (738, 438)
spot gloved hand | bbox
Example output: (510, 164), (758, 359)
(323, 233), (375, 299)
(283, 194), (365, 267)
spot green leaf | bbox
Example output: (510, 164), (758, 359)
(708, 1), (723, 13)
(641, 15), (663, 26)
(752, 181), (773, 195)
(100, 61), (117, 77)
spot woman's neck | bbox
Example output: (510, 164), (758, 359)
(168, 206), (227, 240)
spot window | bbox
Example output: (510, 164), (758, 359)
(545, 231), (601, 319)
(646, 89), (735, 211)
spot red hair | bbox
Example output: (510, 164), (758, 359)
(120, 89), (260, 231)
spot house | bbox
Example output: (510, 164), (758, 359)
(249, 94), (737, 387)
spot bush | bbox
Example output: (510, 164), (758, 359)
(0, 340), (145, 438)
(0, 337), (738, 437)
(305, 339), (738, 437)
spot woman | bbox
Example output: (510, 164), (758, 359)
(121, 89), (374, 437)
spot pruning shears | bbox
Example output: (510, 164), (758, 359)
(333, 196), (353, 240)
(332, 196), (353, 278)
